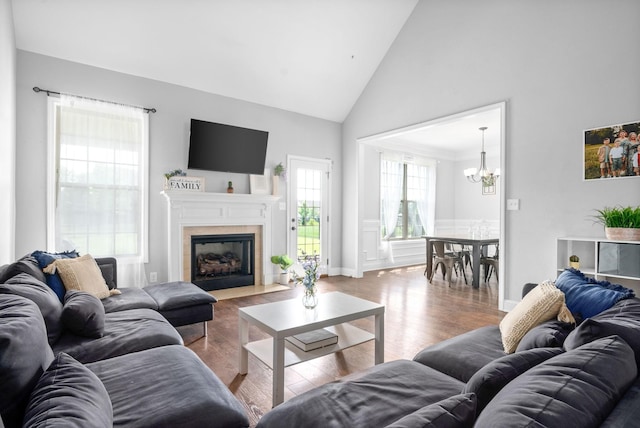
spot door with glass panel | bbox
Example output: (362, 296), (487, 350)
(287, 157), (331, 271)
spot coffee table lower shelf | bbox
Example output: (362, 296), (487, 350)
(243, 323), (374, 368)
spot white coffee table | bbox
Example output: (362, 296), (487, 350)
(238, 291), (385, 407)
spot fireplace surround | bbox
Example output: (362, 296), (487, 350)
(162, 191), (279, 288)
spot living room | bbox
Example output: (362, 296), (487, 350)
(1, 1), (640, 426)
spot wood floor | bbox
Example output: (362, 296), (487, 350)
(179, 264), (505, 427)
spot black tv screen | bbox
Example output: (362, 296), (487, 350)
(188, 119), (269, 175)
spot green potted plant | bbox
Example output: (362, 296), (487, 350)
(594, 206), (640, 241)
(271, 254), (293, 285)
(569, 255), (580, 269)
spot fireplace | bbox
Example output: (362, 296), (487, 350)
(162, 191), (279, 286)
(191, 234), (255, 291)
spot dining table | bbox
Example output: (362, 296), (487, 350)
(423, 235), (499, 288)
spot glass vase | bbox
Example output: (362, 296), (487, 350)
(302, 286), (318, 309)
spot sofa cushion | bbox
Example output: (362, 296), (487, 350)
(0, 295), (55, 428)
(413, 325), (506, 383)
(23, 353), (112, 428)
(62, 290), (106, 338)
(499, 280), (575, 353)
(555, 268), (635, 319)
(52, 308), (183, 364)
(601, 375), (640, 427)
(0, 255), (47, 284)
(463, 347), (564, 412)
(564, 318), (640, 366)
(87, 345), (249, 428)
(475, 335), (637, 428)
(101, 287), (158, 313)
(515, 319), (575, 352)
(0, 273), (63, 345)
(384, 393), (477, 428)
(44, 254), (120, 300)
(257, 359), (465, 428)
(143, 281), (217, 310)
(31, 250), (79, 301)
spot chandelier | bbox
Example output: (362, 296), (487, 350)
(464, 126), (500, 188)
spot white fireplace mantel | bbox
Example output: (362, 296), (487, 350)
(161, 191), (280, 285)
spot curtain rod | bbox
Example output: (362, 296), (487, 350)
(32, 86), (157, 113)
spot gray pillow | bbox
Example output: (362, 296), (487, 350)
(23, 352), (113, 428)
(515, 319), (574, 352)
(385, 393), (477, 428)
(62, 290), (105, 338)
(0, 295), (54, 428)
(0, 273), (63, 344)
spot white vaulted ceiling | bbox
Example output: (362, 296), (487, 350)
(12, 0), (418, 122)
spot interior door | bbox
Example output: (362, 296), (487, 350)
(287, 157), (331, 272)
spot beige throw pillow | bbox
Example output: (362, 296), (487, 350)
(43, 254), (120, 300)
(499, 280), (575, 353)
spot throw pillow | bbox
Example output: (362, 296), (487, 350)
(463, 347), (564, 412)
(31, 250), (80, 301)
(515, 319), (575, 352)
(23, 353), (113, 428)
(384, 393), (477, 428)
(0, 295), (55, 428)
(499, 281), (575, 353)
(0, 273), (64, 345)
(555, 268), (635, 319)
(61, 290), (106, 338)
(44, 254), (120, 300)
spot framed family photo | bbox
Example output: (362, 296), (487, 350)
(584, 120), (640, 180)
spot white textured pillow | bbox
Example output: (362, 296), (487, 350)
(44, 254), (120, 300)
(499, 281), (574, 353)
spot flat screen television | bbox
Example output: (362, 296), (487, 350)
(188, 119), (269, 175)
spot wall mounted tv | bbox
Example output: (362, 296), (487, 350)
(188, 119), (269, 175)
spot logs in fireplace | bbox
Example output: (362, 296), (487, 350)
(191, 234), (255, 291)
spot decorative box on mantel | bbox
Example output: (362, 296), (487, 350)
(165, 176), (205, 192)
(161, 191), (280, 286)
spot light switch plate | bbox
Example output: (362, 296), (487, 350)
(507, 199), (520, 211)
(279, 202), (286, 210)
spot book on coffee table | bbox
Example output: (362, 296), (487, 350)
(285, 328), (338, 352)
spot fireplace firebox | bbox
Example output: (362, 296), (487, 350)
(191, 234), (255, 291)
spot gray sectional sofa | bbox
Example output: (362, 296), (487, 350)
(0, 253), (249, 428)
(257, 275), (640, 427)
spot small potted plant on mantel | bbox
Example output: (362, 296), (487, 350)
(595, 205), (640, 241)
(271, 254), (293, 285)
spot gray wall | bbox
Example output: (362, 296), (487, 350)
(343, 0), (640, 303)
(15, 51), (343, 282)
(0, 0), (16, 264)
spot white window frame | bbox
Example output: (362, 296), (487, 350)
(46, 96), (150, 262)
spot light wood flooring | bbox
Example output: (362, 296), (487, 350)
(179, 264), (504, 427)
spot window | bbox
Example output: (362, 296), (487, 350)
(47, 95), (149, 286)
(380, 154), (435, 240)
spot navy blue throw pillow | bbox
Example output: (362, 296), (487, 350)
(31, 250), (79, 302)
(555, 268), (634, 319)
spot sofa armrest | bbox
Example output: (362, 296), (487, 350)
(95, 257), (117, 290)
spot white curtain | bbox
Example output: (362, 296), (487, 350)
(56, 95), (149, 288)
(409, 162), (436, 236)
(380, 157), (404, 239)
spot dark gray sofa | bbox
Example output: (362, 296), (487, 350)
(257, 291), (640, 427)
(0, 254), (248, 427)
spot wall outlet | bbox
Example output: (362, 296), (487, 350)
(507, 199), (520, 211)
(149, 272), (158, 283)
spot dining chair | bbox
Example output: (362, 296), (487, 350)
(480, 244), (499, 282)
(429, 241), (468, 286)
